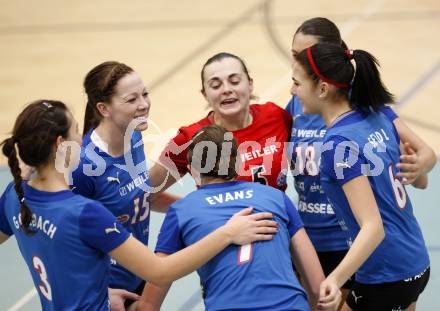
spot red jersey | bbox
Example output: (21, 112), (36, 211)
(160, 102), (292, 191)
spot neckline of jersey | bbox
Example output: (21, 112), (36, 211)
(329, 110), (365, 129)
(23, 182), (75, 202)
(199, 180), (245, 190)
(84, 130), (140, 163)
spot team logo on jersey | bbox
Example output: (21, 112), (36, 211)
(336, 161), (351, 169)
(351, 291), (362, 304)
(119, 187), (127, 196)
(291, 127), (297, 138)
(276, 169), (287, 187)
(116, 214), (130, 224)
(105, 223), (121, 234)
(309, 183), (325, 194)
(107, 172), (121, 184)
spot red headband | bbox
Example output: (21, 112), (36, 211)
(306, 47), (350, 89)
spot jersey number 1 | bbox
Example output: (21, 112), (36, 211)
(238, 244), (253, 265)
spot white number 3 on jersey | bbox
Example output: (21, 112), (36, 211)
(33, 256), (52, 301)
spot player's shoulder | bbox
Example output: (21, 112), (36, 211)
(173, 115), (212, 143)
(239, 181), (285, 200)
(252, 102), (291, 126)
(2, 181), (15, 196)
(0, 182), (18, 206)
(170, 189), (203, 212)
(253, 101), (285, 113)
(64, 193), (103, 213)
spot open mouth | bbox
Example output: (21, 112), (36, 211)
(221, 98), (239, 106)
(134, 116), (148, 125)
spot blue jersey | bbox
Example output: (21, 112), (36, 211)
(320, 109), (430, 284)
(0, 182), (130, 310)
(287, 96), (349, 252)
(72, 130), (150, 291)
(156, 181), (309, 311)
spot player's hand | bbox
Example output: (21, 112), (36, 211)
(224, 207), (278, 245)
(317, 277), (341, 311)
(109, 288), (140, 311)
(396, 142), (421, 185)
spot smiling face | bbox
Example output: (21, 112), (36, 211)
(291, 62), (322, 115)
(201, 57), (253, 118)
(105, 71), (151, 132)
(291, 33), (319, 97)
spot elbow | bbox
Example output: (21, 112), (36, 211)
(414, 181), (428, 189)
(148, 270), (172, 287)
(413, 175), (428, 189)
(147, 264), (174, 286)
(428, 149), (437, 166)
(423, 147), (437, 171)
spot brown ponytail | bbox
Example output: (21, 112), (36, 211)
(1, 137), (33, 234)
(1, 100), (70, 235)
(187, 125), (238, 180)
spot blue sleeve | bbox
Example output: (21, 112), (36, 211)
(380, 106), (400, 143)
(285, 96), (294, 113)
(79, 202), (130, 253)
(71, 164), (95, 198)
(283, 193), (303, 238)
(321, 136), (367, 186)
(0, 184), (13, 236)
(380, 106), (398, 122)
(155, 208), (184, 254)
(285, 96), (302, 117)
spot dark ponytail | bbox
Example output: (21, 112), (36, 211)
(0, 100), (71, 235)
(350, 49), (395, 111)
(83, 61), (134, 135)
(1, 138), (33, 234)
(83, 101), (100, 136)
(295, 43), (395, 113)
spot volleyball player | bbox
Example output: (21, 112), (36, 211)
(0, 100), (278, 310)
(292, 42), (430, 311)
(141, 125), (341, 311)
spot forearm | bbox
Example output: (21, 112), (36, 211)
(137, 281), (171, 311)
(150, 192), (180, 213)
(291, 229), (324, 306)
(149, 163), (180, 194)
(112, 228), (231, 286)
(327, 221), (384, 288)
(154, 226), (231, 284)
(415, 146), (436, 175)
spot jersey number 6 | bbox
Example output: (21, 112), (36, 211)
(388, 164), (407, 209)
